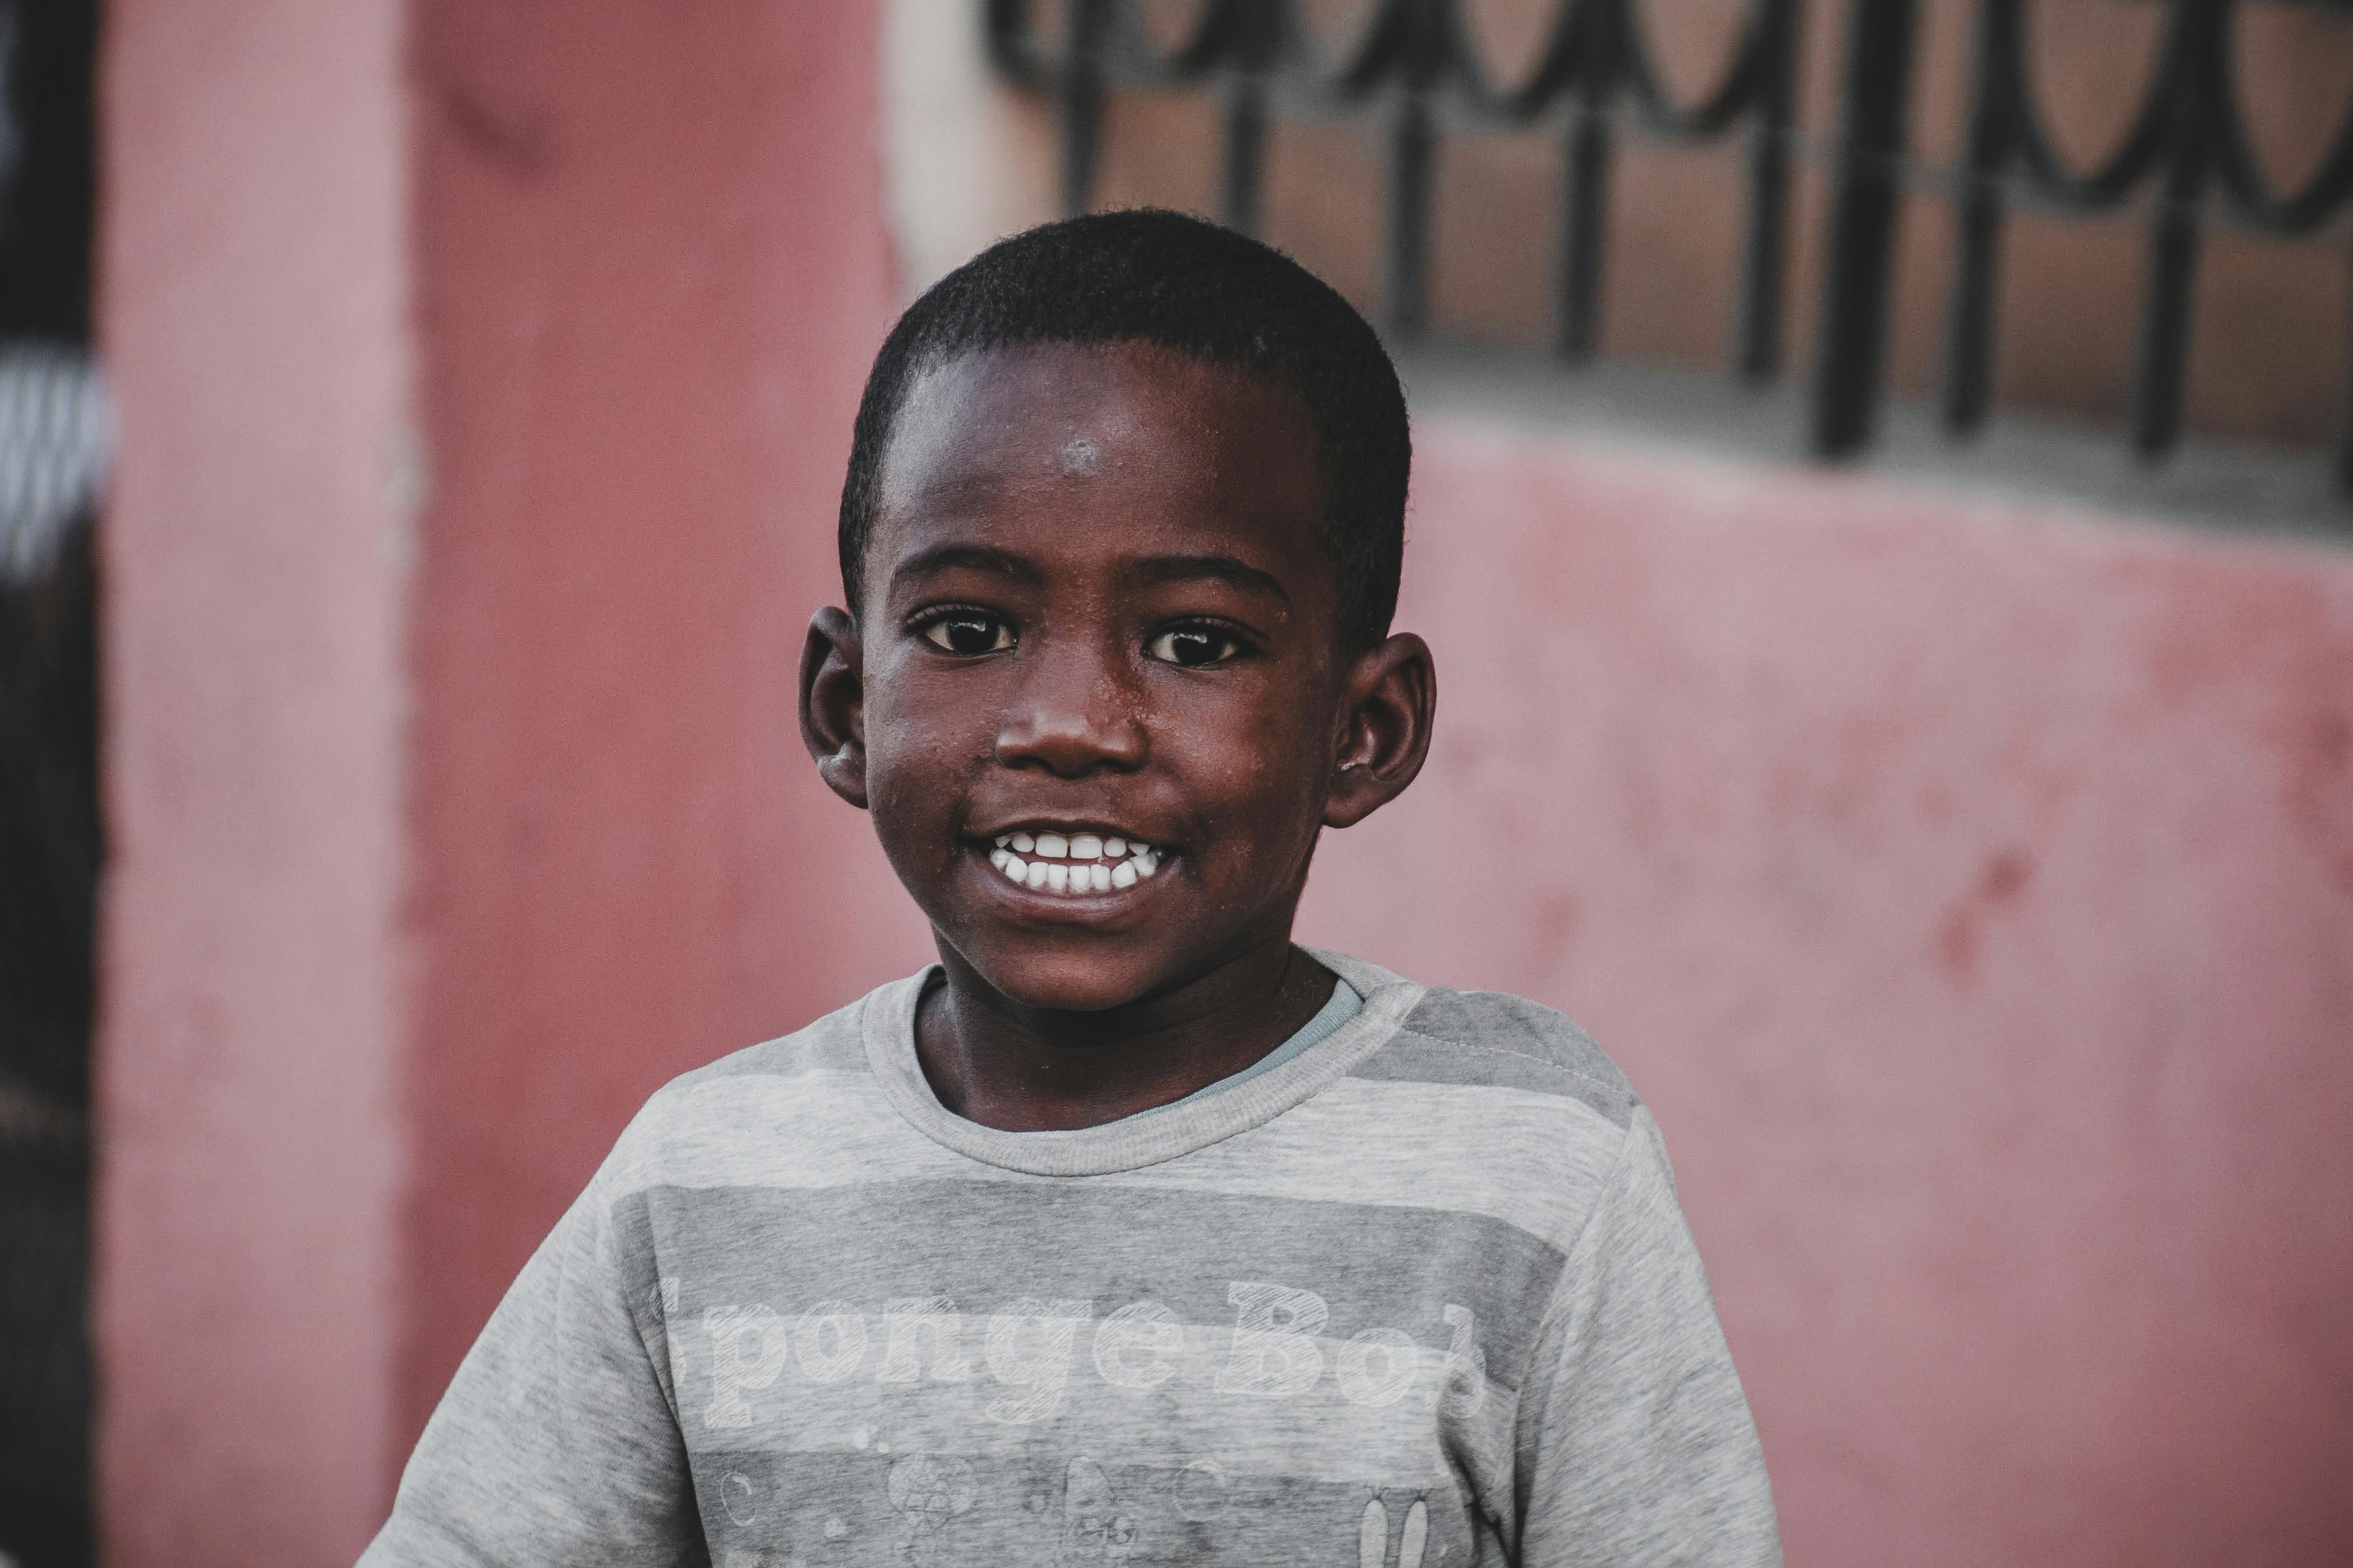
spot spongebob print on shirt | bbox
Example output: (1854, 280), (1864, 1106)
(674, 1249), (1500, 1568)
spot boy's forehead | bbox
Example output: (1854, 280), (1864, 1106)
(872, 342), (1327, 571)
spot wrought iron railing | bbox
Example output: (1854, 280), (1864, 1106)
(987, 0), (2353, 491)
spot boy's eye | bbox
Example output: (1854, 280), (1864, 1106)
(1146, 625), (1241, 667)
(920, 613), (1014, 655)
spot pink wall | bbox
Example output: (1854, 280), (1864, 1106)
(98, 0), (413, 1563)
(99, 0), (927, 1561)
(1301, 425), (2353, 1566)
(98, 1), (2353, 1563)
(399, 0), (926, 1452)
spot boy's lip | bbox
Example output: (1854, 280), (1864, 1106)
(966, 819), (1166, 846)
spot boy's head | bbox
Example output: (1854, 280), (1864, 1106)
(803, 211), (1433, 1014)
(839, 209), (1409, 653)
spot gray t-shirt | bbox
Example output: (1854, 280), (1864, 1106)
(360, 950), (1780, 1568)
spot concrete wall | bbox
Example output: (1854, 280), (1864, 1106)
(1299, 422), (2353, 1566)
(98, 1), (413, 1560)
(98, 1), (927, 1562)
(98, 0), (2353, 1563)
(399, 0), (926, 1451)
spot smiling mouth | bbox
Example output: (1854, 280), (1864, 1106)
(984, 829), (1164, 896)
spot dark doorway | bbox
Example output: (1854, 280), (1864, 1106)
(0, 0), (102, 1564)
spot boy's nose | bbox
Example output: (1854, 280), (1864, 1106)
(994, 642), (1147, 777)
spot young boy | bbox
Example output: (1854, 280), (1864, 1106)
(361, 211), (1780, 1567)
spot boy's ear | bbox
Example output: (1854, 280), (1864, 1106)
(799, 606), (869, 809)
(1325, 631), (1436, 830)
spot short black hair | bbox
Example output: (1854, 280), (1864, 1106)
(838, 209), (1409, 651)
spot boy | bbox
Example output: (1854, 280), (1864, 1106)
(362, 211), (1780, 1567)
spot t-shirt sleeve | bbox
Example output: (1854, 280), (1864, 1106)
(1513, 1106), (1782, 1568)
(357, 1170), (706, 1568)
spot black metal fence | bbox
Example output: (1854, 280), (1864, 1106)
(988, 0), (2353, 489)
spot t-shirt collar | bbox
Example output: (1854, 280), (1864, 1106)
(859, 947), (1424, 1177)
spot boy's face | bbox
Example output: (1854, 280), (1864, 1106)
(801, 342), (1430, 1014)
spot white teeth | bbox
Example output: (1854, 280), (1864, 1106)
(989, 831), (1165, 894)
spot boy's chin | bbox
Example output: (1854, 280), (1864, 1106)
(944, 937), (1191, 1016)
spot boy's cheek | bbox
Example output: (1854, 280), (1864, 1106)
(860, 679), (988, 775)
(860, 773), (961, 890)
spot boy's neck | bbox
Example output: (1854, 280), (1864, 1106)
(912, 938), (1339, 1132)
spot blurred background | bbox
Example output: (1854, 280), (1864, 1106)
(2, 0), (2351, 1564)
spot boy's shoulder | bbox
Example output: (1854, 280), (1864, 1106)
(598, 983), (899, 1178)
(678, 988), (877, 1089)
(1353, 978), (1640, 1133)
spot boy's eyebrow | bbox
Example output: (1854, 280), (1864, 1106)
(890, 542), (1045, 590)
(1125, 554), (1290, 603)
(889, 547), (1291, 604)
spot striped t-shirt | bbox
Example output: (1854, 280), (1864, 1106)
(361, 949), (1781, 1568)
